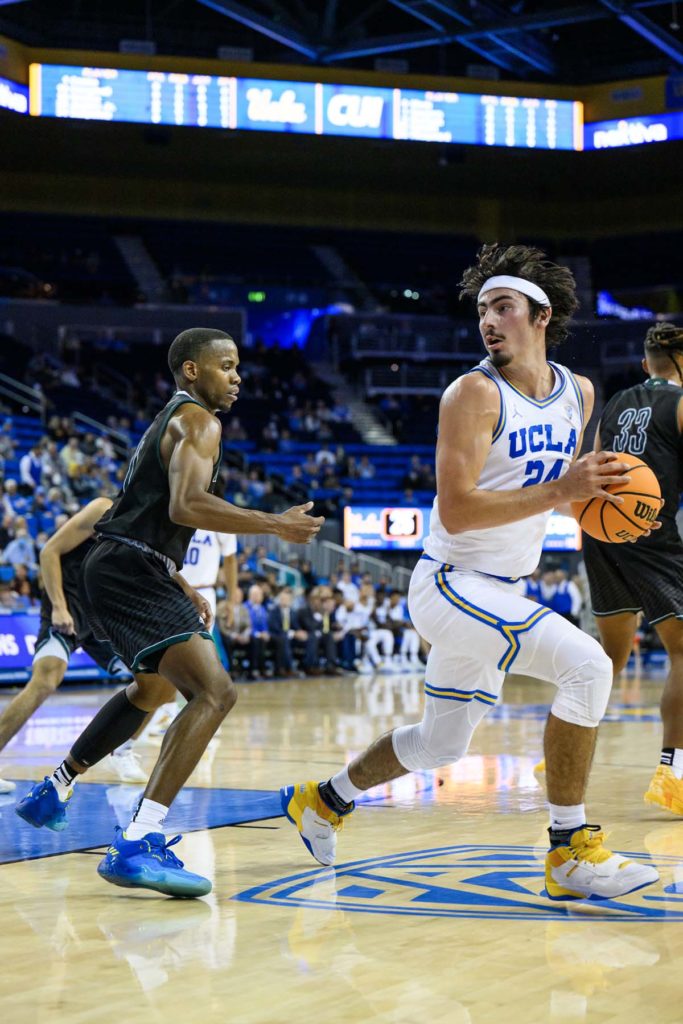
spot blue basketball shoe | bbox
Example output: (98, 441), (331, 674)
(97, 829), (212, 898)
(15, 777), (72, 831)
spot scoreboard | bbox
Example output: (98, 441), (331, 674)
(344, 506), (581, 552)
(29, 64), (583, 151)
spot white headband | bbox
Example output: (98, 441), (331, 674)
(477, 275), (550, 307)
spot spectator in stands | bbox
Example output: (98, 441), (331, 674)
(11, 563), (39, 603)
(217, 588), (251, 675)
(524, 568), (542, 603)
(301, 453), (319, 479)
(0, 514), (12, 549)
(0, 420), (15, 461)
(3, 479), (30, 518)
(386, 590), (421, 667)
(245, 583), (271, 679)
(539, 567), (558, 608)
(59, 436), (85, 479)
(278, 429), (295, 453)
(261, 419), (280, 451)
(45, 486), (67, 519)
(80, 432), (97, 457)
(320, 464), (341, 489)
(402, 454), (434, 491)
(30, 490), (56, 536)
(19, 444), (44, 494)
(46, 416), (74, 444)
(302, 405), (321, 436)
(336, 593), (372, 670)
(41, 440), (63, 486)
(551, 568), (583, 627)
(358, 455), (376, 480)
(315, 443), (336, 469)
(337, 569), (360, 603)
(293, 588), (341, 676)
(2, 518), (37, 570)
(224, 416), (247, 442)
(286, 464), (310, 504)
(267, 588), (302, 678)
(339, 486), (355, 510)
(363, 585), (395, 672)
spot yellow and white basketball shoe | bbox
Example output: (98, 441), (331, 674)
(280, 781), (352, 866)
(644, 765), (683, 815)
(545, 825), (659, 900)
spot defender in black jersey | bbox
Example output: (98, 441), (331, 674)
(583, 323), (683, 814)
(18, 327), (323, 898)
(8, 498), (188, 793)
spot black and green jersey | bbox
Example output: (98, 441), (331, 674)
(97, 391), (222, 570)
(599, 378), (683, 548)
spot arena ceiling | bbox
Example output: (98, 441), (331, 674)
(1, 0), (682, 84)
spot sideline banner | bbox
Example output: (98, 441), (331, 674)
(0, 612), (105, 684)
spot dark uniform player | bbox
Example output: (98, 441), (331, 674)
(583, 323), (683, 814)
(10, 496), (199, 793)
(0, 498), (132, 794)
(17, 327), (323, 898)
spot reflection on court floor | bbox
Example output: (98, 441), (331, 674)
(1, 672), (682, 1024)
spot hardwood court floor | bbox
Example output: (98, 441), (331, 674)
(1, 668), (682, 1024)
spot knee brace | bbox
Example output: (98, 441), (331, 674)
(550, 644), (612, 728)
(391, 699), (491, 772)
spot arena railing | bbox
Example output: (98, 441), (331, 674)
(0, 372), (46, 421)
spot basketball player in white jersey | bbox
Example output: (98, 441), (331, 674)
(180, 529), (237, 619)
(141, 529), (237, 739)
(281, 243), (660, 902)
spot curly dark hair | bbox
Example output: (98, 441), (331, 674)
(459, 243), (579, 349)
(645, 322), (683, 384)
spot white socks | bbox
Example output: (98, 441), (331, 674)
(51, 760), (78, 801)
(125, 797), (169, 841)
(330, 766), (365, 805)
(549, 803), (586, 832)
(661, 747), (683, 779)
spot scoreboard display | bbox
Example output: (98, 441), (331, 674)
(344, 506), (581, 552)
(29, 64), (583, 151)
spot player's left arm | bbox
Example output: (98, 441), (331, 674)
(174, 572), (214, 631)
(40, 496), (113, 634)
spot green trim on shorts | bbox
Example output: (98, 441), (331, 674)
(41, 630), (72, 656)
(131, 630), (214, 672)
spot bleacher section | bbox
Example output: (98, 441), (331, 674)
(0, 214), (138, 305)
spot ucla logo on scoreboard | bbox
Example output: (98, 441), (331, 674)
(234, 845), (683, 921)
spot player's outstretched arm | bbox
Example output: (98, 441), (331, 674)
(437, 374), (630, 535)
(166, 405), (324, 543)
(40, 496), (113, 635)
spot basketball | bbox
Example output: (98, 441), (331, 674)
(571, 452), (663, 543)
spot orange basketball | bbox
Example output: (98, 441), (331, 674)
(571, 452), (663, 543)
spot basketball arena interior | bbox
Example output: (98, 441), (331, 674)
(1, 3), (683, 1022)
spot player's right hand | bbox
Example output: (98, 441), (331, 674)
(277, 502), (325, 543)
(559, 450), (631, 504)
(52, 606), (75, 635)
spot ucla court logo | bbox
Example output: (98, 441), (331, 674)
(233, 844), (683, 921)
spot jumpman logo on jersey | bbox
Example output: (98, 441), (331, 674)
(511, 405), (522, 419)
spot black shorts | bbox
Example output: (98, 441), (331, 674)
(81, 538), (212, 673)
(583, 533), (683, 625)
(36, 592), (120, 673)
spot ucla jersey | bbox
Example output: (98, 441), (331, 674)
(424, 359), (584, 578)
(181, 530), (237, 589)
